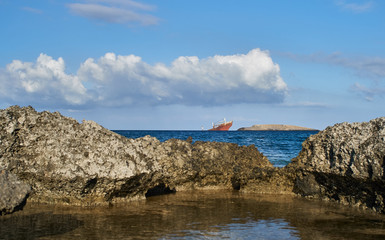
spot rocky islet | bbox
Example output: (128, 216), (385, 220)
(238, 124), (318, 131)
(0, 105), (384, 215)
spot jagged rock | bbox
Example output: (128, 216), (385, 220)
(0, 169), (31, 215)
(289, 117), (385, 212)
(0, 106), (274, 206)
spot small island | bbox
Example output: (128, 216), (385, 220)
(238, 124), (318, 131)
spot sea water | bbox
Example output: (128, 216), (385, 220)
(113, 130), (319, 167)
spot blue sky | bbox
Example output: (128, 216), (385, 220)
(1, 0), (384, 130)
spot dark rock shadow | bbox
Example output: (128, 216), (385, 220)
(145, 183), (176, 198)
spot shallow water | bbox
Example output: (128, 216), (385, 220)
(2, 191), (385, 239)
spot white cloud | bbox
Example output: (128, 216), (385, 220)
(67, 0), (159, 26)
(2, 54), (88, 107)
(0, 49), (287, 108)
(335, 0), (373, 13)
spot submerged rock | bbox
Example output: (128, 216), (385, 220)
(0, 106), (274, 206)
(289, 117), (385, 212)
(0, 169), (31, 215)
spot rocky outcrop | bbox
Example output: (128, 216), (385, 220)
(0, 106), (275, 206)
(289, 117), (385, 212)
(238, 124), (317, 131)
(2, 105), (385, 214)
(0, 169), (31, 215)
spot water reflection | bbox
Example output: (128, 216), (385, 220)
(1, 191), (385, 239)
(0, 213), (83, 240)
(165, 218), (299, 240)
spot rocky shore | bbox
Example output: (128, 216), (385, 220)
(0, 106), (278, 213)
(0, 106), (384, 215)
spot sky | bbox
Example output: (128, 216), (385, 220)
(0, 0), (384, 130)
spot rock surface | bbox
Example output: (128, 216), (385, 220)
(1, 105), (385, 214)
(238, 124), (318, 131)
(0, 169), (31, 215)
(289, 117), (385, 212)
(0, 106), (276, 206)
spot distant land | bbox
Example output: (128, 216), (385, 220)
(237, 124), (319, 131)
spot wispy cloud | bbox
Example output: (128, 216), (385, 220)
(282, 52), (385, 80)
(282, 51), (385, 100)
(283, 101), (329, 108)
(0, 49), (287, 109)
(84, 0), (156, 11)
(351, 83), (385, 101)
(22, 6), (43, 14)
(67, 0), (159, 26)
(335, 0), (374, 13)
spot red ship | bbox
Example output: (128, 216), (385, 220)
(208, 118), (233, 131)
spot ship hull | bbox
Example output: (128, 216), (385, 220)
(208, 121), (233, 131)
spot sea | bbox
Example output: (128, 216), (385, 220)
(113, 130), (319, 167)
(2, 130), (385, 239)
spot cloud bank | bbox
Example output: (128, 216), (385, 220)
(0, 49), (287, 109)
(67, 0), (159, 26)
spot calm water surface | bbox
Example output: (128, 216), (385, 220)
(1, 191), (385, 239)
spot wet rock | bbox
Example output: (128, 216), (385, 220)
(0, 169), (31, 215)
(0, 106), (274, 206)
(289, 117), (385, 212)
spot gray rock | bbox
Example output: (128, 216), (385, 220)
(0, 106), (273, 206)
(0, 169), (31, 215)
(289, 117), (385, 212)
